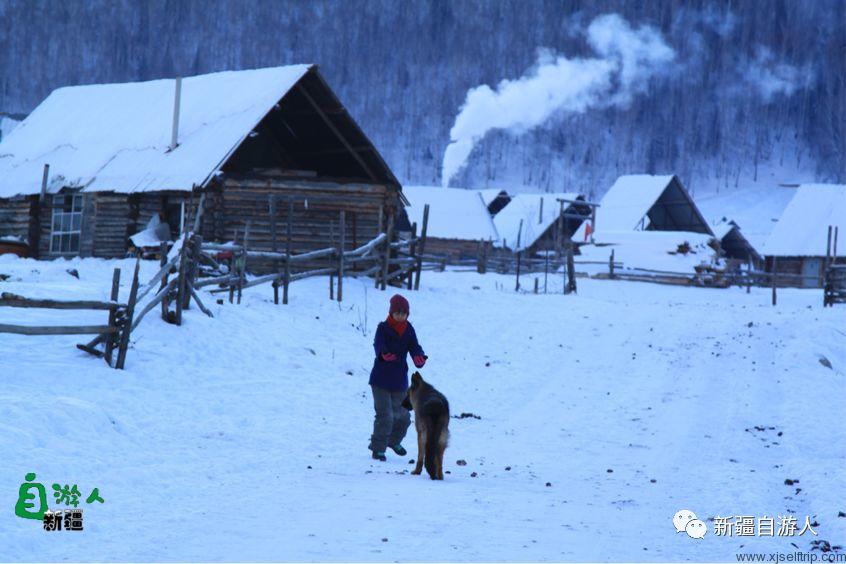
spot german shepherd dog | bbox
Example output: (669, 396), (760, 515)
(402, 372), (450, 480)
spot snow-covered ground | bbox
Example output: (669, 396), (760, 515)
(1, 255), (844, 561)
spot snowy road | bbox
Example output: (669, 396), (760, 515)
(1, 255), (844, 561)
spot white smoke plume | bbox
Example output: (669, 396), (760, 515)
(743, 46), (814, 103)
(441, 14), (676, 187)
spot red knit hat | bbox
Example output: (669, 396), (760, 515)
(389, 294), (410, 315)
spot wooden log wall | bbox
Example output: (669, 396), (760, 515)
(32, 191), (198, 259)
(0, 196), (38, 253)
(128, 191), (193, 244)
(424, 238), (489, 263)
(202, 177), (398, 274)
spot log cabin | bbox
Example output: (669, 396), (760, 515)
(0, 65), (406, 271)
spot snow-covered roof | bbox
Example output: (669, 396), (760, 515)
(493, 192), (581, 251)
(0, 65), (314, 198)
(402, 186), (499, 242)
(579, 230), (718, 274)
(592, 175), (675, 231)
(762, 184), (846, 257)
(711, 221), (737, 240)
(574, 174), (712, 239)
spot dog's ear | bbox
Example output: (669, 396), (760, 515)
(411, 371), (423, 385)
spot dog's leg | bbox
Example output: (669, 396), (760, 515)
(411, 428), (425, 475)
(437, 443), (445, 480)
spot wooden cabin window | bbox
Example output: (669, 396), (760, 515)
(50, 193), (83, 254)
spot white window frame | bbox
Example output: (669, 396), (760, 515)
(50, 193), (84, 254)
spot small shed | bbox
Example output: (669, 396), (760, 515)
(575, 174), (713, 240)
(493, 192), (590, 255)
(401, 186), (499, 262)
(478, 188), (512, 216)
(762, 184), (846, 288)
(711, 220), (762, 266)
(0, 65), (403, 269)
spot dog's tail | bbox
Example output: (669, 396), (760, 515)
(422, 398), (449, 480)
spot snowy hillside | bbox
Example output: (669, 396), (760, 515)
(1, 255), (844, 561)
(0, 116), (19, 141)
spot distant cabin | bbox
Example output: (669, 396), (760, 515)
(400, 186), (499, 262)
(762, 184), (846, 288)
(478, 189), (511, 216)
(711, 220), (762, 267)
(575, 174), (713, 241)
(493, 192), (591, 255)
(0, 65), (403, 269)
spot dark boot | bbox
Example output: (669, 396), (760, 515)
(389, 444), (407, 456)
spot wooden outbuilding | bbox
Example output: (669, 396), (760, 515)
(575, 174), (713, 240)
(711, 220), (762, 267)
(0, 65), (404, 271)
(400, 185), (499, 262)
(762, 183), (846, 288)
(493, 192), (591, 256)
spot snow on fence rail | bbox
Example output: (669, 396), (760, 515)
(0, 261), (140, 369)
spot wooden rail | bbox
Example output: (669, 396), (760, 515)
(0, 262), (140, 369)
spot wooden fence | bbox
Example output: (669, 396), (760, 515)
(0, 261), (140, 369)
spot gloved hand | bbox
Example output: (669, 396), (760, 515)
(413, 355), (427, 368)
(381, 352), (397, 362)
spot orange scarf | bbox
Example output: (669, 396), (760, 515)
(386, 314), (407, 337)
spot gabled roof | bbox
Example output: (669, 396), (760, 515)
(493, 192), (581, 251)
(401, 186), (499, 242)
(0, 65), (398, 198)
(711, 221), (737, 240)
(762, 184), (846, 257)
(711, 220), (762, 262)
(576, 174), (713, 238)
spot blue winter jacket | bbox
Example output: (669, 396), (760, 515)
(369, 321), (425, 391)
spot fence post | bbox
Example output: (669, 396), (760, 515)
(338, 210), (345, 302)
(238, 221), (250, 305)
(515, 219), (523, 292)
(116, 258), (141, 370)
(175, 236), (189, 325)
(284, 198), (293, 305)
(534, 278), (539, 294)
(229, 226), (239, 305)
(184, 234), (202, 310)
(746, 259), (752, 293)
(375, 206), (384, 289)
(771, 257), (778, 306)
(273, 277), (279, 305)
(381, 213), (394, 291)
(408, 222), (418, 289)
(104, 268), (121, 366)
(566, 241), (576, 294)
(329, 274), (335, 301)
(414, 204), (429, 291)
(609, 249), (615, 279)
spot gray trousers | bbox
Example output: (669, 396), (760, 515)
(368, 385), (411, 453)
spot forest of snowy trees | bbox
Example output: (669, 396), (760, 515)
(0, 0), (842, 197)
